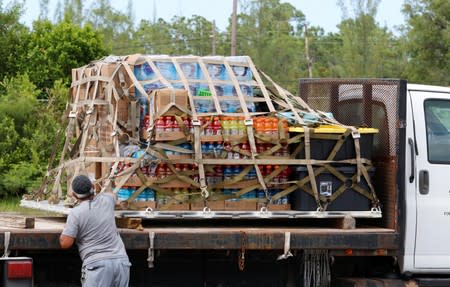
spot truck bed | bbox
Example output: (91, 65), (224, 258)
(0, 216), (398, 254)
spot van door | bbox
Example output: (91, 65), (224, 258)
(410, 89), (450, 269)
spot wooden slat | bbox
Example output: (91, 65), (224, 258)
(0, 215), (35, 229)
(333, 215), (356, 230)
(115, 217), (142, 230)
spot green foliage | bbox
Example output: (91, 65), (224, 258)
(0, 2), (30, 82)
(172, 15), (216, 56)
(0, 75), (39, 134)
(335, 0), (406, 78)
(0, 196), (58, 215)
(403, 0), (450, 85)
(132, 15), (219, 56)
(307, 29), (343, 77)
(134, 19), (174, 54)
(25, 20), (106, 92)
(233, 0), (306, 91)
(0, 75), (62, 197)
(84, 0), (134, 54)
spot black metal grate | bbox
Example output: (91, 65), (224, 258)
(298, 78), (403, 159)
(298, 78), (405, 229)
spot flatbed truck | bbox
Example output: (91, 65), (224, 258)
(2, 78), (450, 287)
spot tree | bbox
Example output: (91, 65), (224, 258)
(0, 75), (62, 196)
(307, 29), (343, 77)
(62, 0), (83, 27)
(0, 2), (30, 82)
(85, 0), (135, 54)
(25, 20), (106, 92)
(39, 0), (50, 20)
(335, 0), (406, 78)
(171, 15), (216, 55)
(133, 18), (174, 54)
(403, 0), (449, 85)
(232, 0), (306, 91)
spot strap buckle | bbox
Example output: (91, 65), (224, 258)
(244, 119), (253, 126)
(191, 119), (201, 126)
(351, 130), (361, 139)
(68, 111), (78, 118)
(200, 185), (209, 199)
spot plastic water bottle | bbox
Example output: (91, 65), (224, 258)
(136, 188), (147, 202)
(222, 117), (231, 136)
(270, 118), (278, 138)
(245, 167), (257, 180)
(230, 189), (239, 201)
(224, 165), (233, 181)
(117, 186), (130, 201)
(155, 117), (165, 134)
(205, 117), (214, 135)
(198, 116), (204, 136)
(230, 117), (238, 135)
(214, 166), (223, 185)
(265, 165), (273, 179)
(135, 62), (155, 81)
(164, 116), (173, 132)
(206, 169), (215, 186)
(254, 118), (264, 137)
(238, 116), (246, 136)
(201, 142), (208, 155)
(233, 143), (241, 160)
(264, 118), (272, 137)
(139, 96), (149, 127)
(279, 167), (289, 184)
(257, 189), (266, 199)
(172, 118), (181, 132)
(240, 142), (250, 159)
(280, 118), (289, 138)
(224, 142), (233, 159)
(207, 142), (215, 157)
(181, 116), (190, 134)
(214, 141), (224, 158)
(223, 188), (233, 201)
(166, 165), (173, 178)
(145, 188), (155, 201)
(156, 164), (167, 179)
(164, 148), (174, 157)
(181, 143), (192, 155)
(232, 165), (242, 179)
(213, 117), (221, 135)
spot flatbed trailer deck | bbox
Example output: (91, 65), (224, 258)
(0, 216), (398, 253)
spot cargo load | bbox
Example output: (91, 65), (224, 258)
(26, 55), (380, 217)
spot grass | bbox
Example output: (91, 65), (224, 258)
(0, 196), (61, 216)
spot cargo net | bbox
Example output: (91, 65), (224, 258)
(26, 55), (381, 213)
(298, 79), (402, 223)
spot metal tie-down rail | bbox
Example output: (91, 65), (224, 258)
(20, 199), (382, 220)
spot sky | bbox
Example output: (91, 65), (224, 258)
(13, 0), (406, 34)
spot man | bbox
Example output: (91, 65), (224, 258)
(60, 175), (131, 287)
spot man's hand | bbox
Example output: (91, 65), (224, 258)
(60, 234), (75, 249)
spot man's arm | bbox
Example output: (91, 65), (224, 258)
(60, 234), (75, 249)
(60, 212), (77, 249)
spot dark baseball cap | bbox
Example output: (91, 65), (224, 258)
(71, 175), (93, 198)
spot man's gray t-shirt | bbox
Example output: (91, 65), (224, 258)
(62, 193), (128, 266)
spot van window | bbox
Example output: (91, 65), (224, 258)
(425, 100), (450, 163)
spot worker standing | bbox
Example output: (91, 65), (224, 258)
(60, 175), (131, 287)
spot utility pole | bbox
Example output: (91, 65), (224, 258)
(211, 20), (216, 55)
(304, 24), (313, 78)
(231, 0), (237, 56)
